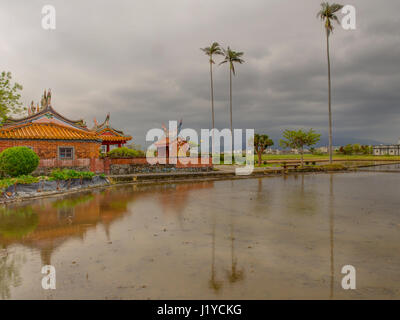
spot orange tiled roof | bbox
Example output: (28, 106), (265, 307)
(0, 123), (101, 141)
(99, 135), (131, 142)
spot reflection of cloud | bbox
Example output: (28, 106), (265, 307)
(285, 175), (318, 215)
(157, 182), (214, 219)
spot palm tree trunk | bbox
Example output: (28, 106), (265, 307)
(326, 29), (333, 164)
(229, 67), (233, 135)
(210, 61), (215, 154)
(210, 61), (215, 131)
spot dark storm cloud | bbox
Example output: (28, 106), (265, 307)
(1, 0), (399, 147)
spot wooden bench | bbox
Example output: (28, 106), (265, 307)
(280, 163), (300, 169)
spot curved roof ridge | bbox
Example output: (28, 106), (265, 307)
(3, 106), (88, 130)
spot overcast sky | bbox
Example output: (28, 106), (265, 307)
(1, 0), (399, 146)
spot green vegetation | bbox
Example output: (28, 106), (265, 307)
(0, 71), (24, 123)
(338, 144), (372, 155)
(317, 2), (343, 163)
(319, 163), (346, 171)
(50, 169), (95, 180)
(107, 147), (145, 158)
(260, 154), (400, 161)
(254, 134), (274, 165)
(201, 42), (223, 133)
(279, 129), (321, 167)
(0, 206), (38, 239)
(219, 47), (245, 134)
(0, 147), (39, 177)
(52, 194), (94, 210)
(0, 175), (39, 191)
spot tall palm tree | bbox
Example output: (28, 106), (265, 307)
(201, 42), (223, 134)
(317, 2), (343, 164)
(219, 47), (244, 135)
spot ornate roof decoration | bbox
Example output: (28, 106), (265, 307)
(3, 89), (88, 131)
(155, 119), (187, 147)
(91, 113), (132, 142)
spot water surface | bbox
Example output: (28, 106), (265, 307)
(0, 171), (399, 299)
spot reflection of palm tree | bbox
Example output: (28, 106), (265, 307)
(329, 173), (335, 299)
(209, 216), (223, 292)
(226, 222), (244, 283)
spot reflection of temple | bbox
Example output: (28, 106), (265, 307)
(0, 188), (133, 266)
(0, 182), (216, 266)
(158, 182), (214, 216)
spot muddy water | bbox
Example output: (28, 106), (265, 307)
(0, 171), (399, 300)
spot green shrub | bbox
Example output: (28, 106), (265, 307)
(50, 169), (95, 180)
(0, 175), (39, 191)
(107, 147), (145, 158)
(0, 147), (39, 177)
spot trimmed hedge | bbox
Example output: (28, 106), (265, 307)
(107, 147), (145, 158)
(0, 147), (39, 177)
(50, 169), (95, 180)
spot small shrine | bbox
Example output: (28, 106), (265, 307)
(91, 113), (132, 153)
(154, 120), (190, 158)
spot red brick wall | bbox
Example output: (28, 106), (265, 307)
(0, 140), (101, 159)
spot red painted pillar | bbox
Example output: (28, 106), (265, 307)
(106, 144), (110, 153)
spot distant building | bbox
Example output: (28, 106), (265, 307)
(373, 139), (400, 156)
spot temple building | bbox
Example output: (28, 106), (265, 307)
(91, 113), (132, 153)
(154, 119), (190, 159)
(0, 89), (131, 172)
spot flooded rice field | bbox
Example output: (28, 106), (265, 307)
(0, 170), (399, 299)
(358, 163), (400, 171)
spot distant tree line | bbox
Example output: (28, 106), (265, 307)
(337, 144), (372, 155)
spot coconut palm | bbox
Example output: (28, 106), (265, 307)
(219, 47), (244, 135)
(317, 2), (343, 164)
(201, 42), (223, 134)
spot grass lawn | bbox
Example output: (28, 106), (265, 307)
(260, 154), (400, 161)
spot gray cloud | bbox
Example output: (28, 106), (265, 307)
(1, 0), (399, 147)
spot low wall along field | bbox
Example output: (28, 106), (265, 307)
(106, 157), (213, 175)
(32, 157), (213, 175)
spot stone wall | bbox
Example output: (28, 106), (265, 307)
(109, 163), (212, 175)
(106, 157), (213, 175)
